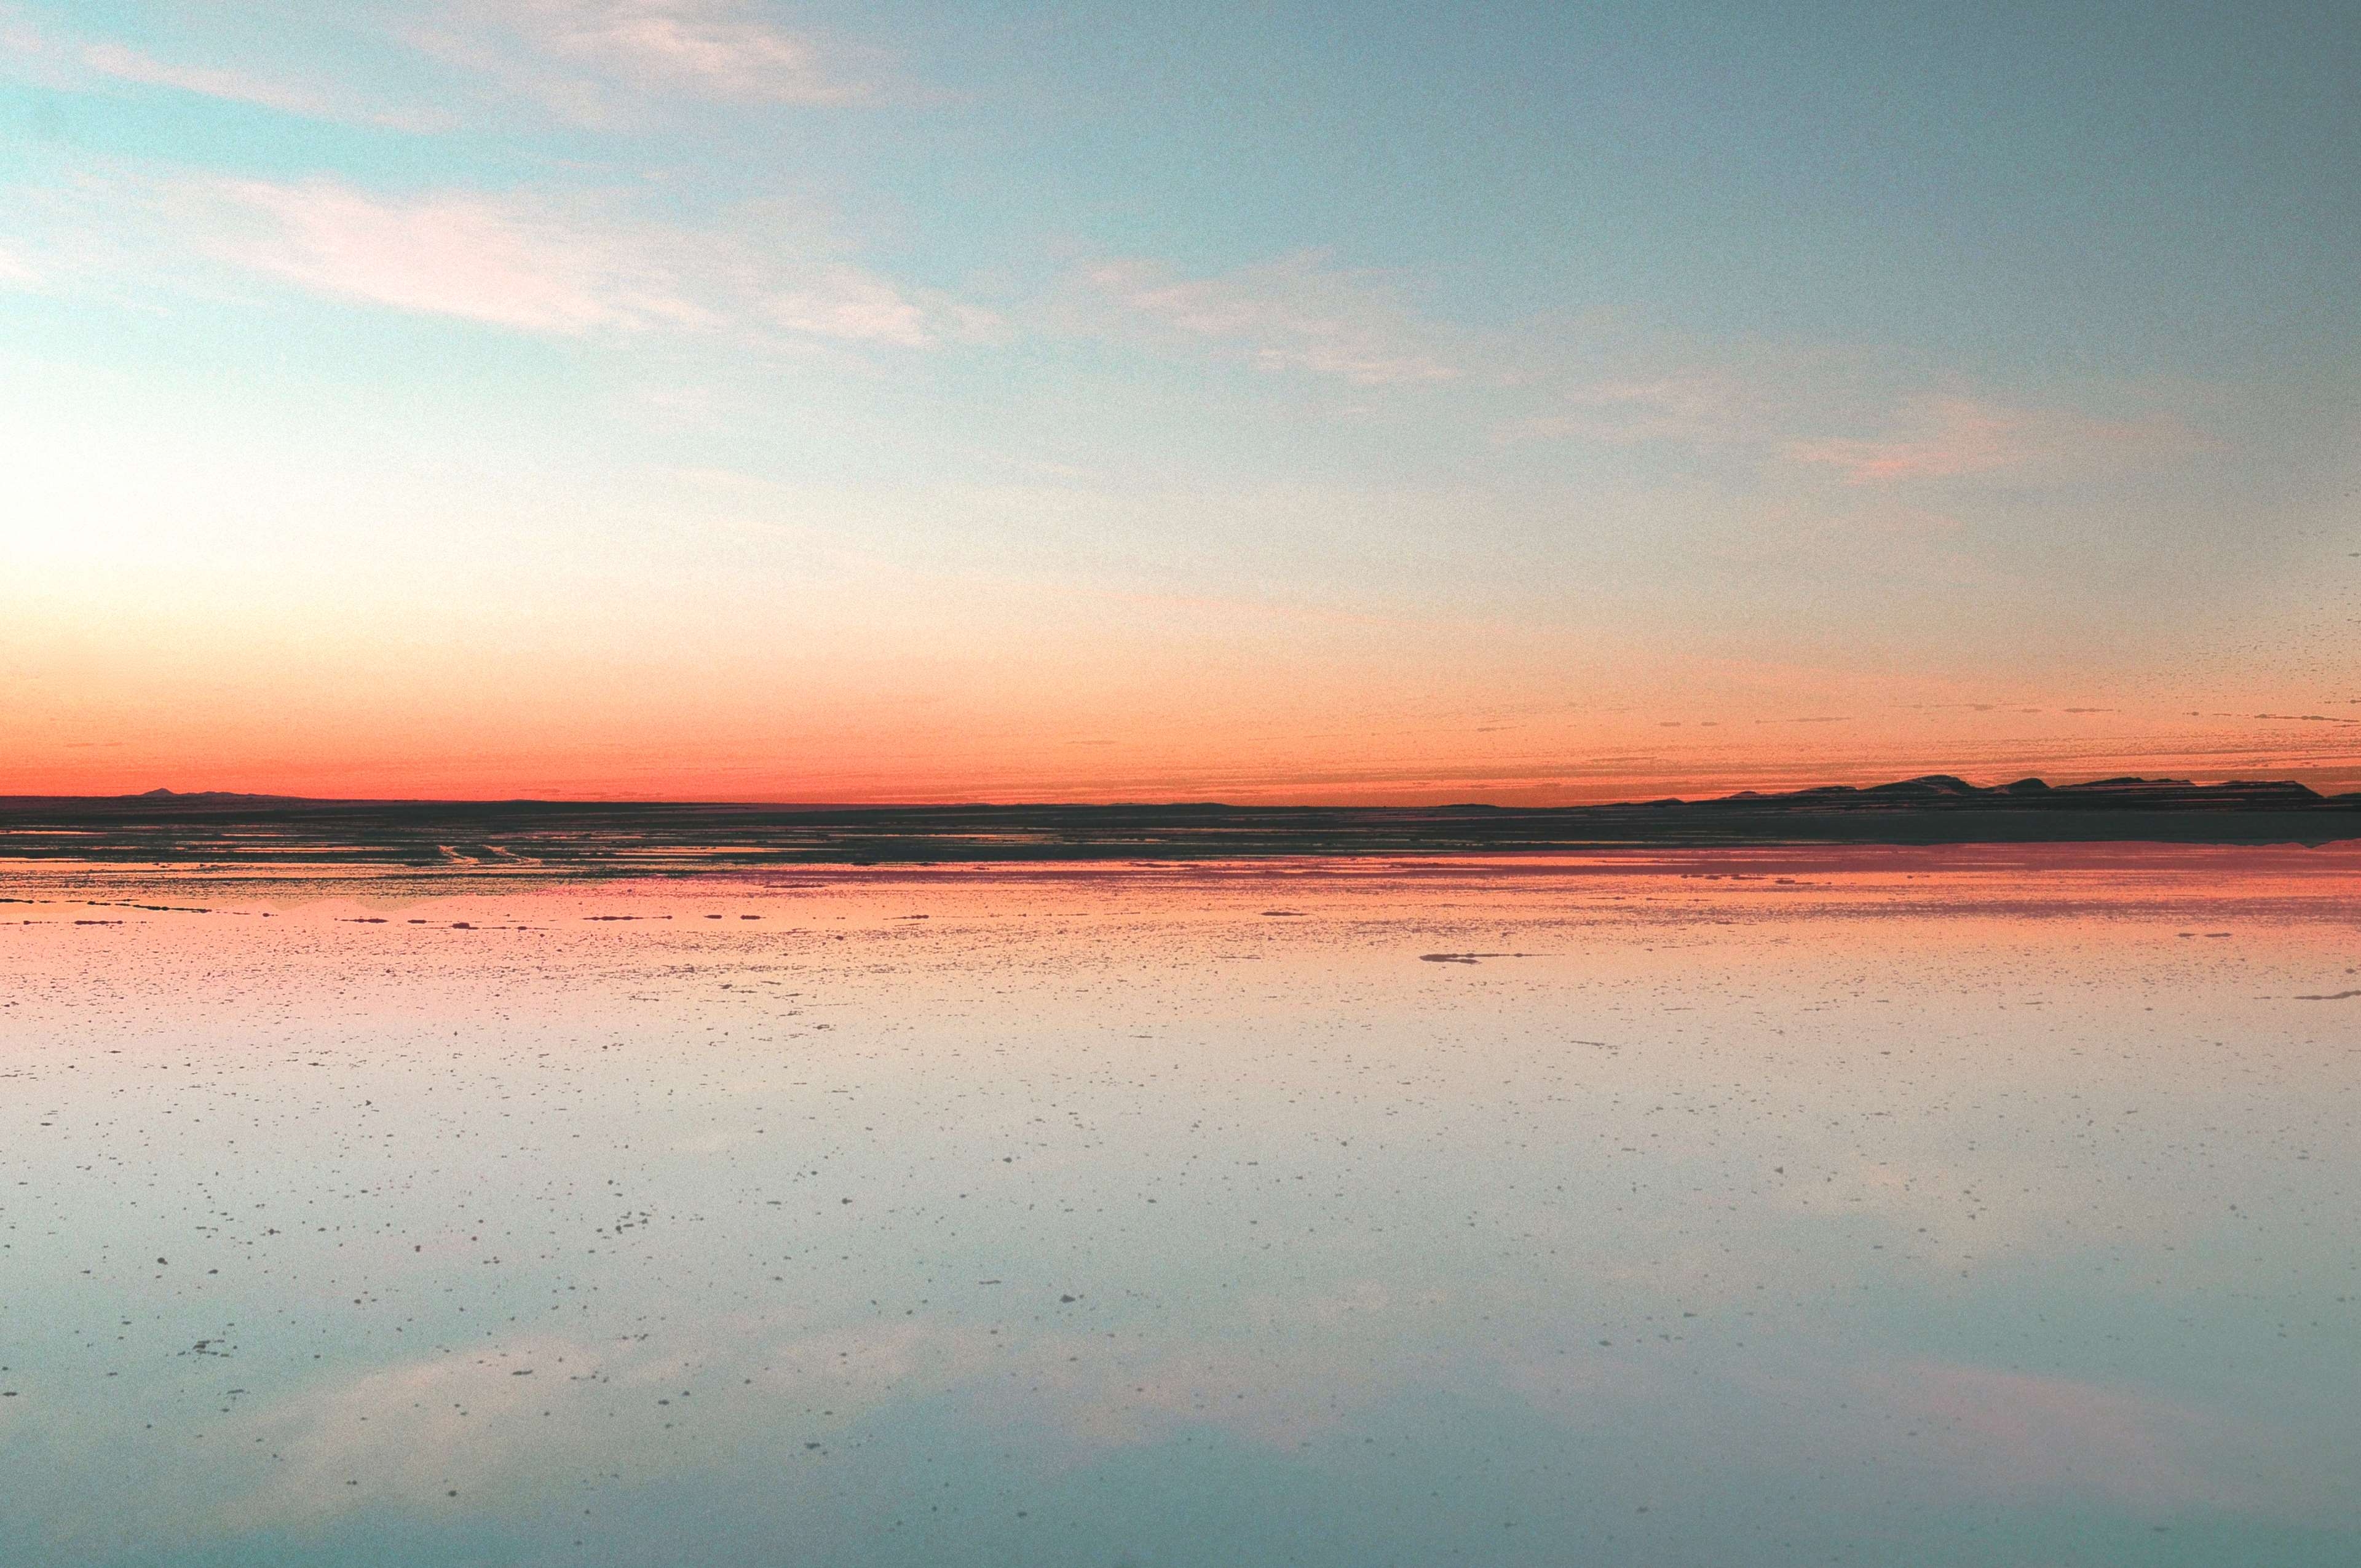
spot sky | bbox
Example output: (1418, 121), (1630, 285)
(3, 0), (2357, 803)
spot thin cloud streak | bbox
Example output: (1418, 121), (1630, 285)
(1498, 368), (1765, 448)
(765, 265), (1005, 349)
(1787, 395), (2217, 485)
(86, 172), (1001, 347)
(76, 40), (446, 131)
(1081, 251), (1462, 386)
(0, 7), (443, 131)
(197, 177), (714, 335)
(400, 0), (888, 124)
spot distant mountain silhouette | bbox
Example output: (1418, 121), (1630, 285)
(1, 775), (2354, 866)
(135, 788), (290, 802)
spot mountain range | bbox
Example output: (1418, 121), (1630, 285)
(1, 776), (2354, 868)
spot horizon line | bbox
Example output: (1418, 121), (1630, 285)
(3, 772), (2349, 814)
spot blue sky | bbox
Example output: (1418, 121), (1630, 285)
(4, 1), (2357, 799)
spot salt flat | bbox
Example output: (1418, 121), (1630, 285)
(4, 847), (2356, 1566)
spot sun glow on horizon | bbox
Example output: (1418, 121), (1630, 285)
(3, 2), (2354, 801)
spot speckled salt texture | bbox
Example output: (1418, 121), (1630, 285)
(3, 847), (2357, 1567)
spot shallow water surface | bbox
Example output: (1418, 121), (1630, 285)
(3, 848), (2357, 1566)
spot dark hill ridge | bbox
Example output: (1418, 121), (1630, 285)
(1, 775), (2355, 868)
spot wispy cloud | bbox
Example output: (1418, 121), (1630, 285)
(1786, 395), (2214, 485)
(3, 2), (892, 130)
(518, 0), (870, 101)
(193, 177), (711, 333)
(79, 40), (443, 130)
(1497, 355), (2220, 503)
(403, 0), (885, 123)
(1497, 368), (1763, 447)
(0, 8), (440, 131)
(766, 265), (1005, 348)
(1080, 251), (1461, 386)
(127, 173), (997, 347)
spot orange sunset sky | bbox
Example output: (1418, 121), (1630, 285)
(5, 4), (2356, 803)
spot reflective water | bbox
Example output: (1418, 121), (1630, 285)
(3, 848), (2357, 1566)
